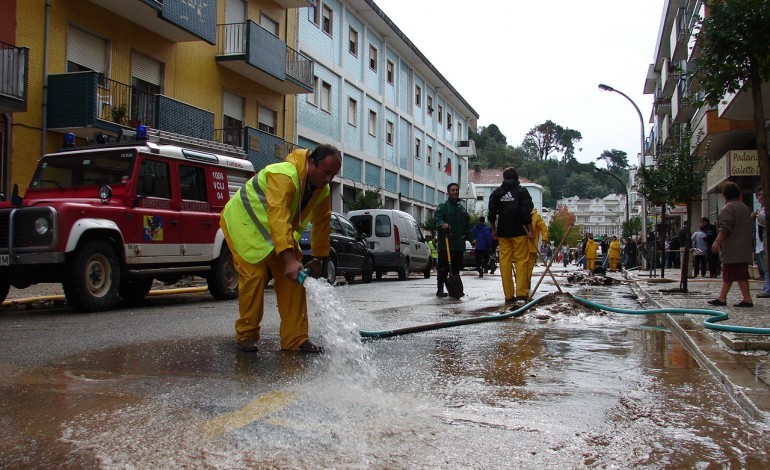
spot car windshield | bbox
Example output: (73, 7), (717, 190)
(30, 150), (135, 190)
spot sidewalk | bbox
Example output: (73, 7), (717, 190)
(625, 267), (770, 423)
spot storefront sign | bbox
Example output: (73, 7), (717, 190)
(705, 150), (758, 192)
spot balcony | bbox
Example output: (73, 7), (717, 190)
(88, 0), (217, 44)
(240, 127), (300, 172)
(672, 79), (697, 123)
(717, 81), (770, 121)
(661, 59), (680, 98)
(272, 0), (315, 7)
(216, 21), (313, 95)
(690, 109), (755, 161)
(670, 8), (690, 61)
(455, 139), (477, 158)
(47, 72), (215, 141)
(0, 42), (28, 113)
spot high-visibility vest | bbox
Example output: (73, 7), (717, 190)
(222, 161), (329, 264)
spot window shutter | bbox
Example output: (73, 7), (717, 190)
(66, 26), (106, 73)
(131, 52), (162, 86)
(223, 91), (244, 121)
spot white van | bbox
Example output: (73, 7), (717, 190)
(347, 209), (432, 280)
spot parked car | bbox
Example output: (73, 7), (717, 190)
(347, 209), (432, 280)
(462, 240), (476, 268)
(298, 212), (374, 284)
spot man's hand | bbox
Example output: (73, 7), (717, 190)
(280, 249), (303, 282)
(304, 258), (323, 278)
(441, 223), (450, 231)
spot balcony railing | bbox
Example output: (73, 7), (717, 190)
(216, 21), (313, 94)
(0, 41), (29, 112)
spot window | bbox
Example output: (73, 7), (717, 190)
(386, 120), (394, 145)
(322, 5), (332, 35)
(223, 115), (242, 146)
(369, 45), (378, 71)
(415, 85), (421, 107)
(222, 90), (243, 146)
(438, 105), (443, 124)
(258, 105), (276, 135)
(321, 81), (331, 112)
(447, 113), (452, 130)
(427, 96), (433, 115)
(427, 145), (432, 165)
(138, 159), (171, 199)
(260, 14), (279, 36)
(308, 4), (319, 25)
(348, 98), (357, 126)
(437, 151), (442, 171)
(386, 60), (394, 84)
(131, 52), (163, 126)
(349, 27), (358, 56)
(307, 76), (318, 106)
(415, 138), (421, 159)
(457, 123), (462, 139)
(180, 165), (207, 202)
(368, 110), (377, 136)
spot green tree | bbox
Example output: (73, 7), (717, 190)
(638, 128), (704, 291)
(342, 189), (384, 211)
(597, 149), (629, 174)
(522, 120), (582, 162)
(695, 0), (770, 274)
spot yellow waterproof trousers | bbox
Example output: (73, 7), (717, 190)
(498, 235), (530, 300)
(587, 256), (596, 271)
(609, 257), (620, 271)
(524, 249), (537, 294)
(222, 222), (309, 349)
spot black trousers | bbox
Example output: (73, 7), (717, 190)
(707, 251), (720, 276)
(475, 249), (490, 273)
(437, 249), (464, 290)
(693, 255), (707, 276)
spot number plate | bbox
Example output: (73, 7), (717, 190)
(0, 254), (8, 266)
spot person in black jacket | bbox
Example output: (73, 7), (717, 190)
(434, 183), (473, 297)
(488, 167), (534, 303)
(701, 217), (720, 277)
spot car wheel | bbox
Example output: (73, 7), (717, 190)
(0, 280), (10, 304)
(397, 258), (408, 280)
(361, 256), (373, 283)
(208, 244), (239, 300)
(324, 258), (337, 285)
(118, 278), (154, 303)
(62, 240), (121, 312)
(423, 259), (431, 278)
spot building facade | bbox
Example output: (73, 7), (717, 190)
(644, 0), (765, 229)
(295, 0), (479, 223)
(1, 0), (314, 195)
(468, 166), (544, 216)
(557, 195), (627, 238)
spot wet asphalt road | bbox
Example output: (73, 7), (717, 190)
(1, 266), (769, 468)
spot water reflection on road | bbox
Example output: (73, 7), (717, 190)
(1, 280), (769, 468)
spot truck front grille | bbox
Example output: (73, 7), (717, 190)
(0, 207), (58, 253)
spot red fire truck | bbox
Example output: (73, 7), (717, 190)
(0, 129), (255, 312)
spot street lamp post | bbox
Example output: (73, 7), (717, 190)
(598, 84), (647, 244)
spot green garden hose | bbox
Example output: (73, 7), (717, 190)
(358, 294), (770, 338)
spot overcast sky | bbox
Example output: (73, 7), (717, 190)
(379, 0), (666, 166)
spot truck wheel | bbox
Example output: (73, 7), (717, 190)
(361, 256), (373, 283)
(63, 240), (121, 312)
(397, 258), (409, 280)
(208, 244), (238, 300)
(0, 280), (10, 304)
(118, 278), (154, 303)
(324, 258), (337, 285)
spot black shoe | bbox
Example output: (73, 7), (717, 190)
(298, 339), (325, 354)
(237, 338), (260, 352)
(436, 291), (448, 297)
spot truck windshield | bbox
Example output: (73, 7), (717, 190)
(30, 150), (135, 190)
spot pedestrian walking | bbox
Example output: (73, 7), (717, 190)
(220, 144), (342, 353)
(472, 216), (494, 277)
(708, 181), (754, 308)
(435, 183), (473, 298)
(691, 228), (709, 277)
(608, 235), (621, 272)
(585, 234), (598, 271)
(488, 167), (534, 303)
(753, 186), (770, 298)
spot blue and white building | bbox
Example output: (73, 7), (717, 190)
(296, 0), (479, 223)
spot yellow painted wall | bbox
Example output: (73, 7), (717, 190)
(9, 0), (300, 192)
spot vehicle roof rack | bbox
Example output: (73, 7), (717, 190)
(148, 128), (248, 159)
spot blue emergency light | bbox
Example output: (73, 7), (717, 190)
(63, 132), (75, 147)
(136, 124), (148, 141)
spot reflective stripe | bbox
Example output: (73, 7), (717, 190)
(239, 185), (273, 244)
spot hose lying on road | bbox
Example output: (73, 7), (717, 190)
(358, 293), (770, 339)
